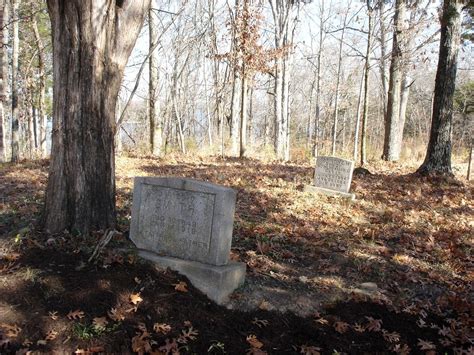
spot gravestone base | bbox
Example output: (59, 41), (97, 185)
(138, 249), (246, 305)
(304, 185), (355, 201)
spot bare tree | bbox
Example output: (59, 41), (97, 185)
(269, 0), (301, 161)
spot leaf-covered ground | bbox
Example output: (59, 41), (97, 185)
(0, 156), (472, 354)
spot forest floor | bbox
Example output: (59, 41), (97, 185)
(0, 155), (472, 354)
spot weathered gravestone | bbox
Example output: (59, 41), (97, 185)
(468, 147), (473, 181)
(304, 156), (355, 200)
(130, 177), (245, 304)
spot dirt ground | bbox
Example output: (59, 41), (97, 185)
(0, 156), (472, 354)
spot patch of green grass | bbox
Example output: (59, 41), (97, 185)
(72, 321), (121, 340)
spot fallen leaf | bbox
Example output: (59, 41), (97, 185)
(108, 307), (125, 321)
(246, 334), (263, 349)
(158, 338), (178, 353)
(0, 323), (21, 338)
(252, 318), (269, 328)
(67, 310), (85, 320)
(153, 323), (171, 334)
(174, 281), (188, 293)
(365, 316), (382, 332)
(315, 318), (328, 325)
(417, 339), (436, 350)
(178, 326), (199, 343)
(392, 343), (411, 355)
(137, 322), (147, 333)
(130, 293), (143, 305)
(92, 317), (108, 330)
(334, 321), (349, 334)
(49, 311), (59, 321)
(382, 330), (400, 343)
(45, 330), (58, 341)
(131, 332), (151, 354)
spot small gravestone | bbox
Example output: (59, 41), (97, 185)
(304, 156), (355, 200)
(468, 147), (473, 181)
(130, 177), (245, 304)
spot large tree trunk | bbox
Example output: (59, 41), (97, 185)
(417, 0), (462, 175)
(32, 16), (47, 158)
(10, 0), (20, 162)
(43, 0), (149, 234)
(0, 0), (8, 162)
(148, 5), (163, 157)
(382, 0), (405, 161)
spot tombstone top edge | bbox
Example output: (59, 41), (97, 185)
(134, 176), (237, 196)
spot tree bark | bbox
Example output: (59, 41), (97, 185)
(383, 0), (405, 161)
(417, 0), (463, 175)
(10, 0), (20, 162)
(43, 0), (150, 234)
(0, 0), (8, 162)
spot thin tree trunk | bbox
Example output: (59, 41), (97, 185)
(383, 0), (405, 161)
(353, 69), (365, 161)
(417, 0), (462, 175)
(396, 74), (411, 157)
(203, 59), (213, 146)
(239, 71), (248, 158)
(32, 16), (47, 158)
(313, 8), (324, 157)
(10, 0), (20, 162)
(43, 0), (150, 234)
(0, 0), (8, 162)
(361, 6), (373, 166)
(230, 71), (240, 155)
(148, 5), (163, 156)
(331, 19), (347, 156)
(378, 2), (388, 119)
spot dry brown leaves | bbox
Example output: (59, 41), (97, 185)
(0, 323), (21, 338)
(153, 323), (172, 334)
(67, 310), (85, 320)
(173, 281), (188, 293)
